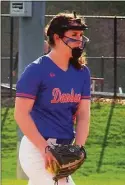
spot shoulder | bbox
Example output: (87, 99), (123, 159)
(18, 56), (49, 81)
(17, 56), (48, 85)
(32, 55), (47, 66)
(24, 56), (48, 72)
(70, 64), (90, 77)
(79, 65), (91, 77)
(81, 65), (90, 73)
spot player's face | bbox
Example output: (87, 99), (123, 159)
(63, 30), (84, 48)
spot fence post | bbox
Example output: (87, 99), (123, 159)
(101, 56), (104, 92)
(9, 16), (14, 97)
(114, 16), (117, 98)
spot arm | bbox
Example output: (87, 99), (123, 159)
(14, 97), (48, 153)
(15, 60), (58, 167)
(75, 99), (90, 146)
(75, 66), (91, 146)
(15, 60), (49, 154)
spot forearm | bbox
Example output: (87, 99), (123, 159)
(14, 111), (48, 153)
(75, 119), (90, 146)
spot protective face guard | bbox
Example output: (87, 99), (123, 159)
(63, 35), (89, 50)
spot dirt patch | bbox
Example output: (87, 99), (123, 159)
(92, 97), (125, 105)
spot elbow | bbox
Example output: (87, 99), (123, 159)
(14, 107), (30, 124)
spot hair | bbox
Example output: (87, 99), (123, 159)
(45, 12), (88, 69)
(69, 54), (87, 70)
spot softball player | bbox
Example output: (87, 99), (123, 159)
(15, 12), (91, 185)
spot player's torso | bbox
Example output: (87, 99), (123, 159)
(34, 56), (83, 113)
(30, 56), (86, 138)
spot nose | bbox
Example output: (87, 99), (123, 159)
(76, 39), (83, 47)
(77, 34), (83, 40)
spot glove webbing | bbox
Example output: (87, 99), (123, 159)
(53, 159), (85, 182)
(59, 156), (84, 168)
(53, 165), (81, 181)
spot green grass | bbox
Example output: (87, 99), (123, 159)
(2, 177), (125, 185)
(1, 102), (125, 185)
(1, 107), (17, 179)
(2, 180), (27, 185)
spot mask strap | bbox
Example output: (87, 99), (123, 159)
(61, 38), (72, 50)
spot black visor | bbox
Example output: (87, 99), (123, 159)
(47, 18), (88, 37)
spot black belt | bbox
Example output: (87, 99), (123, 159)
(45, 138), (73, 144)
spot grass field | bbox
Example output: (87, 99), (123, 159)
(1, 101), (125, 185)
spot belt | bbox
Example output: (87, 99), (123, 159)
(45, 138), (73, 144)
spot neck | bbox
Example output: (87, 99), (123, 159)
(48, 48), (70, 71)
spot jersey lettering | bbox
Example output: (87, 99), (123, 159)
(51, 88), (81, 103)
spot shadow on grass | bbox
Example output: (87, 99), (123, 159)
(96, 100), (116, 173)
(1, 107), (9, 132)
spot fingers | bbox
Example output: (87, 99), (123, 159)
(45, 156), (49, 169)
(45, 156), (54, 174)
(44, 151), (60, 174)
(53, 156), (60, 167)
(46, 158), (59, 174)
(49, 160), (55, 173)
(46, 160), (56, 174)
(52, 160), (60, 173)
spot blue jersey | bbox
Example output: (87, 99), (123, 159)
(16, 56), (91, 140)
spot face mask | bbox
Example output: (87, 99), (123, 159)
(72, 47), (83, 59)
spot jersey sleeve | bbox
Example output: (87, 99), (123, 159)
(16, 60), (42, 100)
(81, 66), (91, 100)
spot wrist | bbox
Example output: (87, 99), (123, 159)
(37, 139), (48, 154)
(74, 140), (84, 147)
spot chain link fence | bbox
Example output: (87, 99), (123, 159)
(1, 13), (125, 97)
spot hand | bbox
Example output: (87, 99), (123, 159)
(42, 147), (60, 173)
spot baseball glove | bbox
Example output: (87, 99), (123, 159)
(46, 144), (86, 183)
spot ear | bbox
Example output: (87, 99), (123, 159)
(53, 34), (60, 42)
